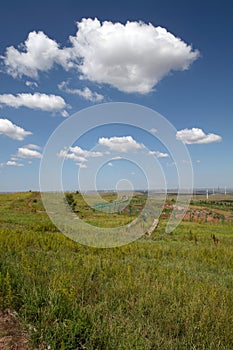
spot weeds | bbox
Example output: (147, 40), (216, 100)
(0, 193), (232, 349)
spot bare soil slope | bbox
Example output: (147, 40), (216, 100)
(0, 310), (29, 350)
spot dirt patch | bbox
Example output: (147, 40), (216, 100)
(0, 310), (30, 350)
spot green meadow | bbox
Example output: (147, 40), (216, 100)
(0, 192), (233, 349)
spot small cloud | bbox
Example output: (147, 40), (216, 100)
(196, 159), (201, 163)
(61, 110), (69, 118)
(0, 93), (67, 113)
(58, 149), (87, 163)
(0, 118), (32, 140)
(131, 171), (135, 175)
(57, 149), (67, 157)
(3, 30), (72, 79)
(25, 81), (38, 88)
(58, 145), (104, 164)
(58, 81), (104, 103)
(98, 136), (144, 153)
(17, 144), (42, 159)
(69, 146), (103, 158)
(111, 156), (122, 160)
(176, 128), (222, 144)
(150, 128), (157, 134)
(78, 163), (87, 168)
(108, 162), (113, 167)
(7, 160), (24, 167)
(148, 150), (169, 158)
(24, 143), (41, 150)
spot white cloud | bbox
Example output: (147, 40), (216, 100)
(58, 81), (104, 102)
(23, 143), (41, 150)
(150, 128), (157, 134)
(0, 118), (32, 140)
(78, 163), (87, 168)
(58, 149), (87, 163)
(3, 19), (199, 94)
(70, 18), (199, 93)
(98, 136), (144, 152)
(176, 128), (222, 144)
(58, 145), (104, 165)
(0, 93), (66, 113)
(108, 162), (113, 167)
(3, 31), (72, 78)
(61, 110), (69, 118)
(17, 145), (42, 158)
(111, 156), (122, 160)
(69, 146), (103, 158)
(25, 81), (38, 88)
(196, 159), (201, 163)
(148, 150), (169, 158)
(7, 160), (24, 167)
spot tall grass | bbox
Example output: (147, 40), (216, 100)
(0, 193), (233, 349)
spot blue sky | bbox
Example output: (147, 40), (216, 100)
(0, 0), (232, 191)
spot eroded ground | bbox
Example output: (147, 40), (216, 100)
(0, 310), (29, 350)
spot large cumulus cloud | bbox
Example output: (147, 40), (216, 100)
(2, 18), (199, 94)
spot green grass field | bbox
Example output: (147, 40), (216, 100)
(0, 192), (233, 349)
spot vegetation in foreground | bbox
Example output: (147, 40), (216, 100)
(0, 192), (233, 349)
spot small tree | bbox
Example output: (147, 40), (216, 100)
(65, 193), (76, 211)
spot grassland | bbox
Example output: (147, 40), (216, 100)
(0, 192), (233, 349)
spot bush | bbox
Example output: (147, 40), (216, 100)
(65, 193), (76, 211)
